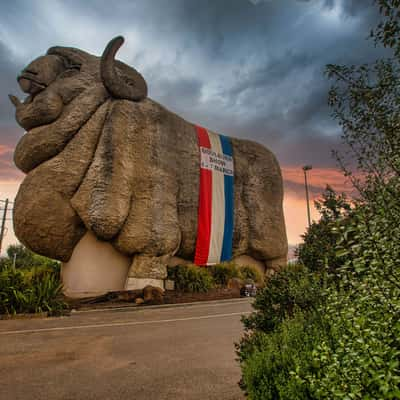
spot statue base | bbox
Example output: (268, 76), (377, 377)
(61, 231), (280, 299)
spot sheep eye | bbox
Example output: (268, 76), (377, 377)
(61, 57), (81, 71)
(68, 64), (81, 71)
(58, 69), (80, 79)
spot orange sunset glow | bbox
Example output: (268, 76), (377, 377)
(0, 164), (351, 256)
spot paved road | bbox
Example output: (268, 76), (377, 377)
(0, 299), (252, 400)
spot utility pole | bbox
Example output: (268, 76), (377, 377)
(302, 166), (312, 228)
(0, 198), (9, 254)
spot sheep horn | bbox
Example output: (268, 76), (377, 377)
(101, 36), (147, 101)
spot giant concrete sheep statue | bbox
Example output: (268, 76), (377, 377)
(10, 36), (287, 297)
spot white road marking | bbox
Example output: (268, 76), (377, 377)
(0, 311), (251, 336)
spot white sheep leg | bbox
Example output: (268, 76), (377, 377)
(61, 231), (131, 298)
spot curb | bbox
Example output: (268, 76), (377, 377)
(0, 312), (49, 320)
(72, 297), (252, 314)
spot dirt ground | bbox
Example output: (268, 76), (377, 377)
(67, 287), (242, 312)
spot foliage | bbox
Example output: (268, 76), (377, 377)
(167, 264), (215, 292)
(168, 262), (262, 292)
(23, 262), (62, 282)
(0, 267), (27, 314)
(238, 265), (263, 284)
(238, 2), (400, 398)
(240, 263), (323, 335)
(0, 244), (65, 315)
(208, 262), (264, 285)
(0, 266), (66, 315)
(208, 262), (240, 285)
(238, 203), (400, 399)
(240, 312), (327, 400)
(372, 0), (400, 57)
(296, 185), (351, 273)
(0, 256), (12, 270)
(300, 190), (400, 399)
(4, 244), (60, 270)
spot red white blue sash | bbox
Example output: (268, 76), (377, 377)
(194, 126), (234, 265)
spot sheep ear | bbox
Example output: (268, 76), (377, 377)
(71, 102), (134, 240)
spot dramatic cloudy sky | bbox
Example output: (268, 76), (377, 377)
(0, 0), (388, 253)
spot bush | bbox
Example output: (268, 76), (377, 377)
(168, 262), (252, 291)
(0, 266), (66, 315)
(239, 204), (400, 400)
(236, 264), (326, 399)
(240, 311), (327, 400)
(23, 263), (61, 282)
(241, 263), (323, 334)
(26, 271), (65, 314)
(208, 262), (240, 285)
(167, 264), (214, 292)
(239, 265), (263, 284)
(299, 204), (400, 399)
(0, 267), (27, 314)
(0, 256), (12, 271)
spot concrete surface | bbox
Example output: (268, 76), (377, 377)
(0, 299), (252, 400)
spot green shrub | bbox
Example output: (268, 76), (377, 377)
(241, 263), (323, 334)
(167, 264), (214, 292)
(0, 266), (66, 315)
(239, 265), (263, 284)
(240, 311), (327, 400)
(0, 267), (27, 314)
(236, 264), (325, 399)
(238, 205), (400, 400)
(25, 271), (65, 314)
(207, 262), (240, 285)
(298, 205), (400, 400)
(23, 263), (61, 282)
(239, 203), (400, 400)
(0, 257), (12, 271)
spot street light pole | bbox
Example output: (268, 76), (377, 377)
(302, 165), (312, 228)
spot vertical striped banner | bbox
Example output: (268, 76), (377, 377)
(194, 126), (234, 265)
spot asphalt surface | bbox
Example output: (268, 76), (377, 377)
(0, 298), (252, 400)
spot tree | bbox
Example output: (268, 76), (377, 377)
(325, 0), (400, 284)
(237, 2), (400, 398)
(4, 244), (59, 270)
(6, 244), (35, 269)
(296, 185), (351, 273)
(326, 1), (400, 205)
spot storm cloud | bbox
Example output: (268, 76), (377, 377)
(1, 1), (385, 163)
(0, 0), (389, 245)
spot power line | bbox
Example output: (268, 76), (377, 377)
(0, 198), (16, 253)
(0, 199), (9, 253)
